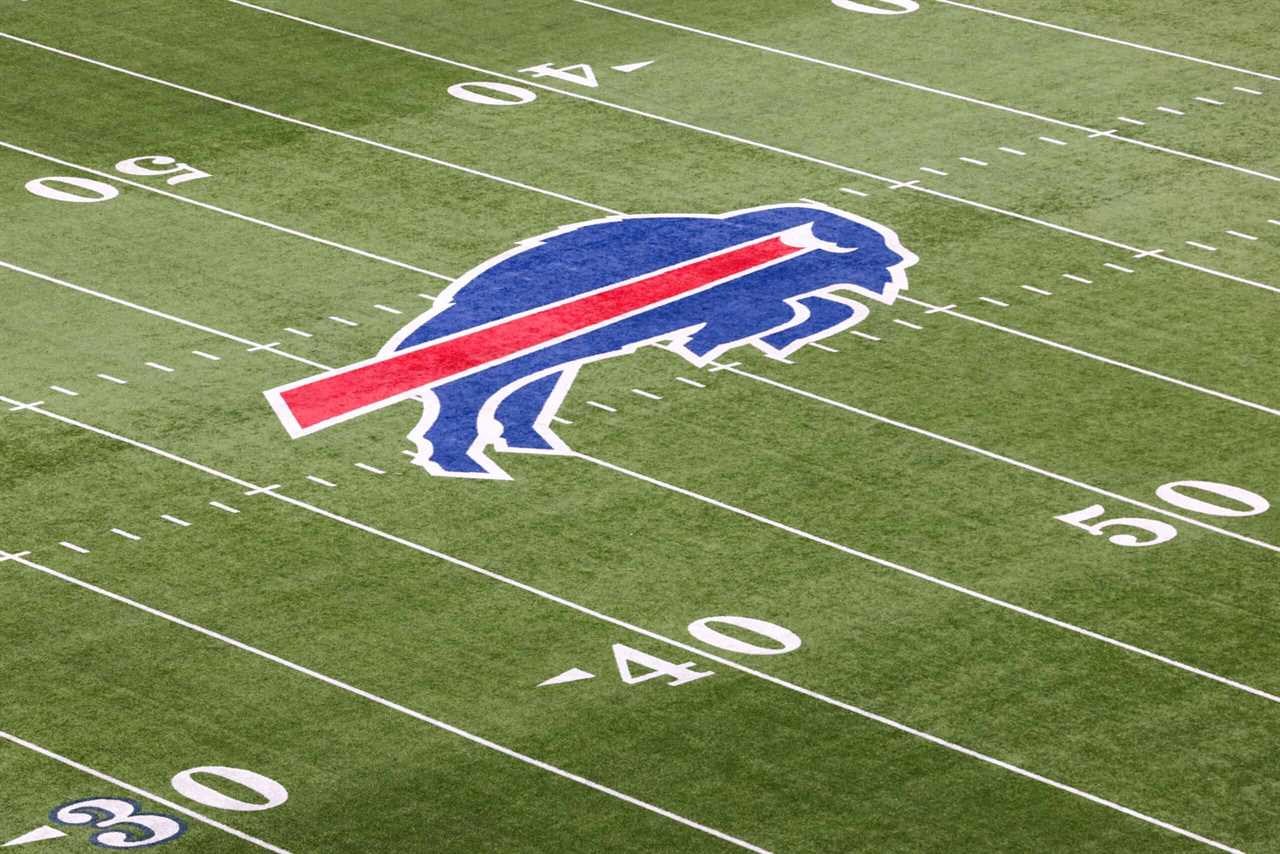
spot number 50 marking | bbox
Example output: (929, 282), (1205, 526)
(1056, 479), (1270, 548)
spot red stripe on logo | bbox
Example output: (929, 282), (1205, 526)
(271, 232), (807, 434)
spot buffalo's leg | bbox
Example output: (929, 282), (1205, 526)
(412, 375), (503, 476)
(760, 295), (865, 354)
(494, 371), (568, 452)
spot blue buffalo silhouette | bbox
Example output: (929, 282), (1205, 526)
(383, 203), (916, 479)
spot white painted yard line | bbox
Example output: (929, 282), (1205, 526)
(49, 385), (78, 396)
(1103, 263), (1134, 273)
(219, 2), (1280, 280)
(1021, 285), (1053, 296)
(998, 146), (1026, 155)
(0, 413), (1248, 852)
(1194, 97), (1225, 106)
(0, 139), (453, 282)
(893, 319), (923, 330)
(161, 514), (191, 527)
(897, 295), (1280, 420)
(59, 541), (89, 554)
(0, 555), (768, 854)
(1062, 274), (1093, 284)
(418, 292), (440, 301)
(550, 415), (574, 425)
(920, 166), (948, 176)
(0, 32), (620, 217)
(958, 157), (988, 166)
(306, 475), (337, 488)
(354, 462), (386, 474)
(1225, 230), (1257, 241)
(838, 186), (869, 197)
(1185, 241), (1218, 252)
(0, 260), (328, 370)
(146, 361), (175, 373)
(1117, 117), (1146, 126)
(328, 315), (359, 327)
(1234, 86), (1264, 95)
(808, 342), (839, 353)
(209, 501), (240, 514)
(191, 350), (222, 361)
(1269, 219), (1280, 227)
(851, 330), (881, 340)
(631, 388), (664, 400)
(110, 528), (140, 541)
(374, 304), (403, 314)
(978, 297), (1009, 307)
(675, 376), (706, 388)
(934, 0), (1280, 83)
(1157, 106), (1186, 116)
(97, 373), (128, 385)
(0, 731), (289, 854)
(587, 400), (618, 413)
(283, 327), (312, 338)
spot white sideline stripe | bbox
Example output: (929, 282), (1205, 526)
(901, 187), (1280, 295)
(219, 2), (1280, 286)
(978, 297), (1009, 307)
(1103, 263), (1134, 273)
(1234, 87), (1263, 95)
(675, 376), (706, 388)
(146, 362), (175, 373)
(920, 166), (948, 176)
(934, 0), (1280, 83)
(898, 296), (1280, 420)
(59, 542), (89, 554)
(587, 400), (618, 412)
(0, 555), (767, 854)
(958, 157), (988, 166)
(209, 501), (240, 514)
(1117, 117), (1146, 126)
(110, 528), (140, 541)
(0, 32), (620, 216)
(0, 260), (328, 370)
(1156, 106), (1185, 116)
(0, 139), (452, 282)
(1062, 274), (1092, 284)
(1225, 230), (1257, 241)
(1021, 285), (1053, 296)
(0, 414), (1245, 852)
(354, 462), (386, 474)
(997, 146), (1026, 155)
(631, 388), (664, 399)
(161, 514), (191, 527)
(893, 319), (923, 330)
(0, 731), (289, 853)
(49, 385), (78, 396)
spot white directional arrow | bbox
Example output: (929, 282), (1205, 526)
(4, 826), (66, 847)
(538, 668), (596, 687)
(611, 61), (653, 73)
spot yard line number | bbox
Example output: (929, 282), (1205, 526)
(614, 615), (802, 687)
(24, 154), (210, 204)
(832, 0), (919, 14)
(46, 765), (287, 849)
(1056, 479), (1271, 548)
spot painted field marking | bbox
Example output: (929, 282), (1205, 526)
(0, 731), (289, 853)
(0, 139), (451, 281)
(1157, 106), (1185, 116)
(979, 297), (1009, 307)
(893, 319), (923, 330)
(209, 501), (240, 514)
(1022, 285), (1053, 296)
(110, 528), (140, 541)
(1234, 86), (1264, 95)
(374, 304), (403, 315)
(328, 316), (359, 327)
(587, 400), (618, 413)
(354, 462), (386, 474)
(242, 484), (283, 497)
(161, 514), (191, 527)
(550, 415), (574, 425)
(0, 557), (766, 853)
(958, 157), (988, 166)
(1269, 220), (1280, 227)
(920, 166), (948, 176)
(1103, 263), (1135, 273)
(838, 187), (869, 197)
(1225, 230), (1258, 241)
(418, 292), (440, 302)
(1062, 274), (1093, 284)
(306, 475), (336, 488)
(49, 385), (78, 396)
(1038, 136), (1068, 145)
(934, 0), (1280, 83)
(851, 330), (881, 340)
(284, 327), (312, 338)
(1194, 97), (1225, 106)
(897, 296), (1280, 419)
(97, 373), (128, 385)
(146, 362), (175, 373)
(1117, 117), (1146, 126)
(1186, 241), (1218, 252)
(631, 388), (664, 399)
(808, 342), (839, 353)
(0, 260), (327, 370)
(0, 418), (1248, 853)
(59, 542), (89, 554)
(675, 376), (706, 388)
(998, 146), (1026, 155)
(192, 350), (222, 361)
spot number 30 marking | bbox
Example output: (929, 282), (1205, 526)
(52, 798), (185, 849)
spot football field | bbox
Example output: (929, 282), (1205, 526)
(2, 1), (1279, 851)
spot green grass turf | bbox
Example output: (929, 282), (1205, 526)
(1, 1), (1278, 851)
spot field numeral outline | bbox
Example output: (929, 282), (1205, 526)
(1056, 479), (1271, 548)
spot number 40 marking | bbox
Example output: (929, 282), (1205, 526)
(610, 615), (803, 687)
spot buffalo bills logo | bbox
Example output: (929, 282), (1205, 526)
(265, 203), (916, 479)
